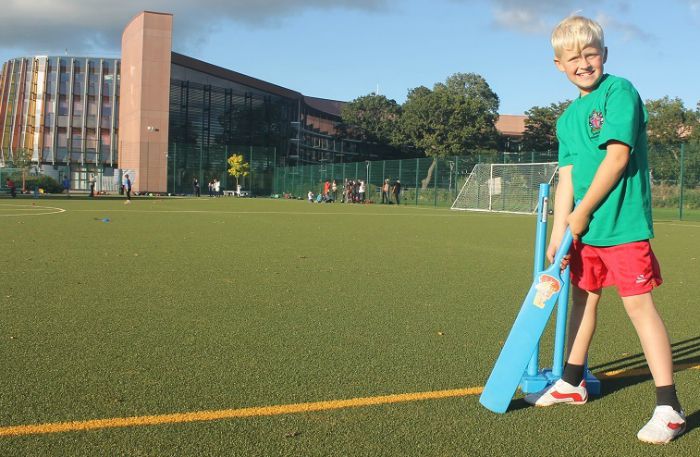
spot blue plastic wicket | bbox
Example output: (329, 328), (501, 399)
(525, 185), (548, 377)
(520, 184), (600, 395)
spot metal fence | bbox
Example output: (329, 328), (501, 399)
(2, 142), (698, 221)
(271, 146), (699, 220)
(273, 156), (466, 207)
(272, 152), (557, 207)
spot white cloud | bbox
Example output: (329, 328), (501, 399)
(0, 0), (390, 56)
(492, 8), (550, 34)
(596, 13), (654, 43)
(484, 0), (579, 35)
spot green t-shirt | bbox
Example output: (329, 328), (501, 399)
(557, 74), (653, 246)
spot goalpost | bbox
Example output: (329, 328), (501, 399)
(450, 162), (559, 214)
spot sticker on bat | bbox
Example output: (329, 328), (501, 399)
(533, 274), (560, 308)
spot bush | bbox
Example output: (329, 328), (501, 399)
(24, 175), (63, 194)
(652, 183), (700, 209)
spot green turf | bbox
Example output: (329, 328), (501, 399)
(0, 196), (698, 456)
(653, 206), (700, 222)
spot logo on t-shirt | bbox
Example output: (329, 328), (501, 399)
(589, 110), (604, 136)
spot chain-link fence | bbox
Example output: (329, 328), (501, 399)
(648, 142), (700, 220)
(273, 151), (560, 206)
(272, 146), (699, 220)
(2, 142), (698, 221)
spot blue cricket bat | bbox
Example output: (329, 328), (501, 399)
(479, 228), (574, 413)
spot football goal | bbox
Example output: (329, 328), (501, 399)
(450, 162), (559, 214)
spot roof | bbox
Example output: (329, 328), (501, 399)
(303, 96), (345, 117)
(167, 52), (531, 133)
(171, 52), (302, 101)
(171, 53), (350, 120)
(495, 114), (526, 137)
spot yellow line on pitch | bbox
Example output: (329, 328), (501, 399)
(596, 361), (700, 379)
(2, 362), (698, 438)
(0, 387), (483, 437)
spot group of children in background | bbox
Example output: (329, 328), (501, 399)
(307, 178), (401, 204)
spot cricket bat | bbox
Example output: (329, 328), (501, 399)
(479, 228), (574, 414)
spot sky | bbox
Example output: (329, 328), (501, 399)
(1, 0), (699, 115)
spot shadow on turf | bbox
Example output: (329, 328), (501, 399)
(588, 335), (700, 385)
(587, 335), (700, 438)
(510, 338), (700, 438)
(684, 410), (700, 441)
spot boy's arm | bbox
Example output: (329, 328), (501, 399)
(547, 165), (574, 263)
(567, 140), (630, 239)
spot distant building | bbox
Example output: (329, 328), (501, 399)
(0, 11), (528, 195)
(0, 56), (120, 190)
(495, 114), (526, 151)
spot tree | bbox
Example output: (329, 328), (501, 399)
(10, 147), (35, 192)
(399, 73), (500, 188)
(227, 154), (249, 189)
(690, 100), (700, 142)
(521, 101), (571, 152)
(339, 93), (402, 146)
(645, 97), (695, 183)
(646, 96), (692, 146)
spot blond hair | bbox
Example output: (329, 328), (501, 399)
(551, 15), (605, 57)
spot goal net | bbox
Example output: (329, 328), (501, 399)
(451, 162), (558, 214)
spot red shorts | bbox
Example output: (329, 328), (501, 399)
(569, 240), (662, 297)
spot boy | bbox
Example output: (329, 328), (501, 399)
(524, 16), (685, 444)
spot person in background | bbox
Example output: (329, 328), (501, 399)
(89, 173), (96, 197)
(381, 179), (390, 204)
(392, 179), (402, 205)
(331, 180), (338, 202)
(123, 174), (132, 204)
(6, 178), (17, 198)
(62, 176), (71, 197)
(193, 177), (200, 197)
(323, 179), (331, 200)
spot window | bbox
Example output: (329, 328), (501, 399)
(71, 128), (82, 149)
(44, 93), (54, 113)
(58, 96), (69, 116)
(101, 96), (112, 118)
(87, 96), (97, 116)
(59, 73), (69, 95)
(102, 77), (112, 96)
(100, 130), (111, 147)
(86, 129), (97, 151)
(43, 130), (53, 149)
(73, 95), (83, 116)
(57, 128), (68, 148)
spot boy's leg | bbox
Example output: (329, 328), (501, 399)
(622, 292), (685, 444)
(524, 285), (599, 407)
(566, 286), (601, 365)
(621, 293), (673, 386)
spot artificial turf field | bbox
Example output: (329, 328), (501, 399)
(0, 196), (698, 456)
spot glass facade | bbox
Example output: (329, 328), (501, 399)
(1, 51), (436, 196)
(166, 55), (405, 195)
(167, 62), (295, 195)
(0, 56), (120, 191)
